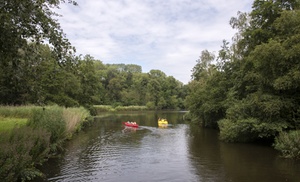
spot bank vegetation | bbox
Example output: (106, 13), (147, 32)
(0, 105), (91, 181)
(185, 0), (300, 159)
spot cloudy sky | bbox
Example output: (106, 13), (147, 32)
(56, 0), (252, 84)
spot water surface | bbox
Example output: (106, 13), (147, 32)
(39, 111), (300, 182)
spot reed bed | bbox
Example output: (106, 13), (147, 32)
(0, 105), (91, 181)
(63, 107), (90, 138)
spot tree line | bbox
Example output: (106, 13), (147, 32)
(0, 0), (187, 110)
(185, 0), (300, 155)
(0, 43), (187, 110)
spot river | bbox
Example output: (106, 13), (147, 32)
(38, 111), (300, 182)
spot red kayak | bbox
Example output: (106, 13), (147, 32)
(123, 121), (139, 127)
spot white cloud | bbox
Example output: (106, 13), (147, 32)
(55, 0), (252, 84)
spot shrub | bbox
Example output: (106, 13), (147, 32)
(218, 118), (258, 142)
(274, 130), (300, 159)
(0, 127), (51, 181)
(146, 102), (155, 110)
(218, 118), (290, 143)
(183, 111), (192, 121)
(27, 106), (66, 152)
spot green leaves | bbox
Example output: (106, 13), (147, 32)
(0, 0), (77, 105)
(274, 130), (300, 159)
(187, 1), (300, 149)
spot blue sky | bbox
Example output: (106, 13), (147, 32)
(56, 0), (252, 84)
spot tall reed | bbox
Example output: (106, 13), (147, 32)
(63, 107), (90, 138)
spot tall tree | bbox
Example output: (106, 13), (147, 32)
(187, 0), (300, 141)
(0, 0), (77, 105)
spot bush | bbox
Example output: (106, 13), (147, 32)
(183, 111), (192, 121)
(218, 118), (257, 142)
(27, 106), (66, 152)
(146, 102), (155, 110)
(274, 130), (300, 159)
(218, 118), (290, 143)
(0, 127), (51, 181)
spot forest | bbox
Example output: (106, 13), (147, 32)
(0, 1), (187, 110)
(185, 0), (300, 158)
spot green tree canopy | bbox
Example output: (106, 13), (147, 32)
(186, 0), (300, 143)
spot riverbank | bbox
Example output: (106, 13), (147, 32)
(92, 105), (149, 114)
(0, 105), (92, 181)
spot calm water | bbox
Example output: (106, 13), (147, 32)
(39, 111), (300, 182)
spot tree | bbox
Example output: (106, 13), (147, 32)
(76, 55), (105, 106)
(187, 0), (300, 142)
(191, 50), (215, 81)
(218, 0), (300, 142)
(0, 0), (77, 105)
(0, 0), (77, 62)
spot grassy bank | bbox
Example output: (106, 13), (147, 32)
(0, 105), (91, 181)
(0, 117), (27, 132)
(93, 105), (149, 114)
(0, 105), (40, 118)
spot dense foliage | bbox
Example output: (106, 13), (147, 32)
(185, 0), (300, 157)
(0, 1), (187, 110)
(0, 106), (90, 181)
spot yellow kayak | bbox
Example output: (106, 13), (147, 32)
(158, 118), (168, 125)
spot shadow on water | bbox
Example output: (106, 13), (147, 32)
(187, 125), (300, 182)
(36, 111), (300, 182)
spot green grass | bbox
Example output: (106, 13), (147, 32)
(0, 105), (91, 181)
(93, 105), (115, 112)
(115, 105), (148, 111)
(0, 105), (39, 118)
(93, 105), (150, 115)
(0, 117), (27, 132)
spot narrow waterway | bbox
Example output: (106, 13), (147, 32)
(39, 111), (300, 182)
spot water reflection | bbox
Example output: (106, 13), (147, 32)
(187, 126), (226, 182)
(219, 142), (300, 182)
(187, 125), (300, 182)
